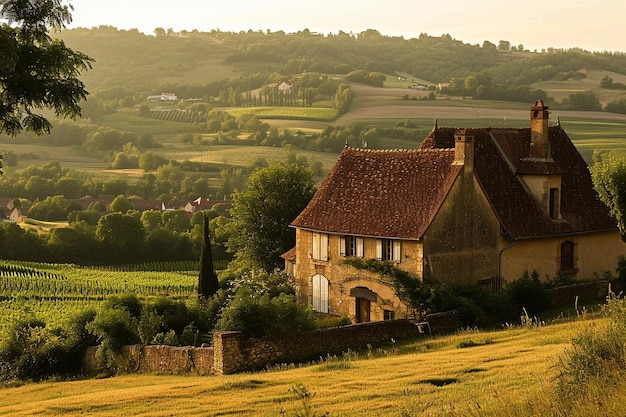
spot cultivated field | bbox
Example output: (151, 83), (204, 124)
(0, 318), (610, 416)
(0, 261), (199, 332)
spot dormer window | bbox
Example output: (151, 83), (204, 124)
(549, 187), (560, 219)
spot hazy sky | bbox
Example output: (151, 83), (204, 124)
(67, 0), (625, 53)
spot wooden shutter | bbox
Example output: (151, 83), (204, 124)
(356, 237), (364, 258)
(321, 233), (329, 261)
(312, 233), (320, 260)
(375, 239), (383, 260)
(312, 274), (329, 313)
(393, 240), (402, 262)
(339, 236), (346, 256)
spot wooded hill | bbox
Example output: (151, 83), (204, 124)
(58, 26), (626, 105)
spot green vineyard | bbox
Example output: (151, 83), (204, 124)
(0, 260), (203, 332)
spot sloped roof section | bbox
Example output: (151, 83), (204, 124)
(291, 146), (461, 239)
(422, 126), (617, 239)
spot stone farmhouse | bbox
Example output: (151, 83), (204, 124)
(289, 101), (626, 323)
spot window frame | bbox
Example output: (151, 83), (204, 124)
(376, 238), (402, 262)
(339, 235), (364, 258)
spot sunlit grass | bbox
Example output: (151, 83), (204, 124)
(0, 320), (601, 416)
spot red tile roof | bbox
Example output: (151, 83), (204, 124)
(293, 123), (617, 241)
(280, 246), (297, 263)
(291, 146), (462, 239)
(423, 126), (617, 239)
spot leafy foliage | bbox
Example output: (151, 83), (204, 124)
(227, 162), (317, 271)
(342, 258), (432, 316)
(590, 151), (626, 239)
(215, 273), (315, 339)
(0, 0), (92, 135)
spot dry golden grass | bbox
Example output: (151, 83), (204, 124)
(0, 320), (598, 416)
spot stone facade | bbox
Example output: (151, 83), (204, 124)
(294, 229), (423, 322)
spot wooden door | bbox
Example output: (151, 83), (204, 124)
(356, 298), (371, 323)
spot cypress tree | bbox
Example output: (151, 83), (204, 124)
(198, 214), (218, 298)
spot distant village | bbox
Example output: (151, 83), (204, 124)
(0, 195), (232, 223)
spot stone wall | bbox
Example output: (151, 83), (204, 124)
(213, 319), (422, 374)
(548, 278), (620, 306)
(83, 319), (423, 376)
(83, 345), (214, 375)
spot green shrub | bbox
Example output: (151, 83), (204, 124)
(505, 270), (552, 316)
(0, 317), (82, 382)
(215, 288), (315, 339)
(86, 306), (140, 350)
(152, 330), (179, 346)
(99, 293), (142, 317)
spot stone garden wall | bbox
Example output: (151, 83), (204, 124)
(83, 319), (425, 375)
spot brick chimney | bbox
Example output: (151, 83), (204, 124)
(453, 129), (474, 169)
(529, 100), (551, 159)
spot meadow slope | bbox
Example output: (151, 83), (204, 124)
(0, 319), (599, 416)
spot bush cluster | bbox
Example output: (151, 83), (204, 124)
(0, 270), (313, 381)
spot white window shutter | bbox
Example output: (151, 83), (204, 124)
(339, 236), (346, 256)
(376, 239), (383, 260)
(312, 274), (321, 311)
(321, 233), (329, 261)
(320, 277), (329, 313)
(356, 237), (364, 258)
(312, 233), (319, 260)
(312, 274), (329, 313)
(393, 240), (402, 262)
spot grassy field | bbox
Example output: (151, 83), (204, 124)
(0, 318), (611, 416)
(225, 106), (339, 121)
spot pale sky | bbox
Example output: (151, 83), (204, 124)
(67, 0), (625, 53)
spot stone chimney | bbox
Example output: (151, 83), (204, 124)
(453, 129), (474, 169)
(529, 100), (551, 159)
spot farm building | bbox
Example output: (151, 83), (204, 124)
(289, 101), (626, 323)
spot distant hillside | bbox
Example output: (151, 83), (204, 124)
(58, 27), (626, 102)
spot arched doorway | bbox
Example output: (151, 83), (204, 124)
(350, 286), (377, 323)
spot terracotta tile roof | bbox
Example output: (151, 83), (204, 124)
(294, 121), (617, 241)
(291, 146), (462, 239)
(280, 246), (297, 263)
(423, 126), (617, 239)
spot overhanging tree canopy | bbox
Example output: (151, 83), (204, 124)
(0, 0), (92, 136)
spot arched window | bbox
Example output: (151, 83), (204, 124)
(560, 241), (574, 271)
(311, 274), (329, 313)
